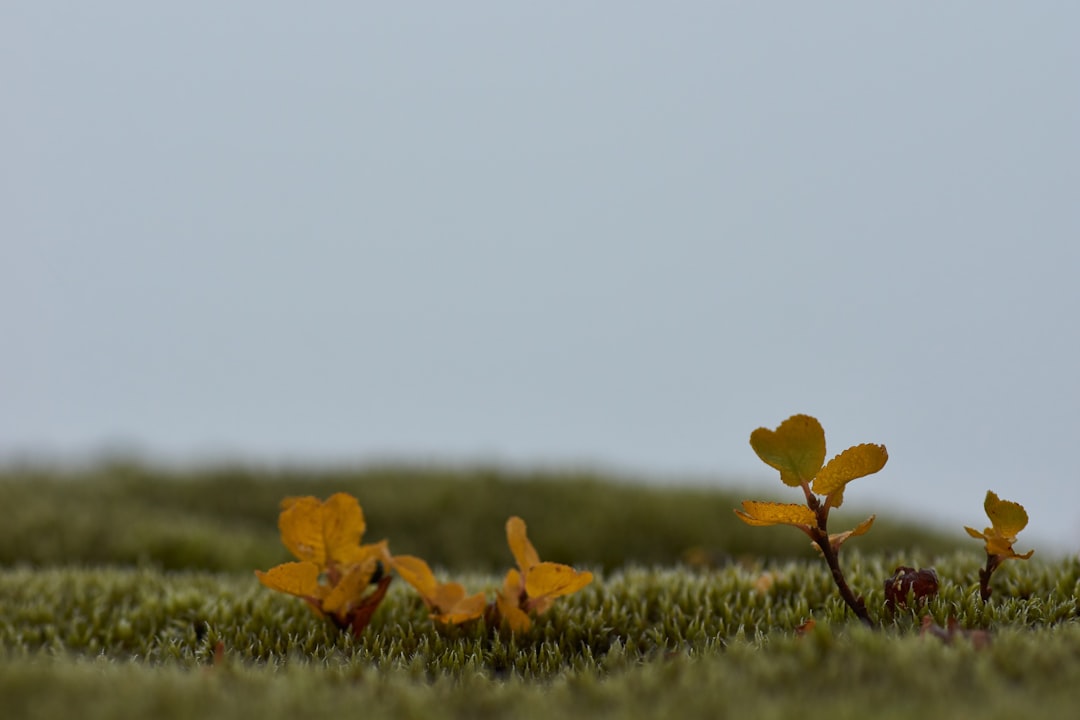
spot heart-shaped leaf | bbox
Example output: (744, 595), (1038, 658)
(984, 490), (1029, 538)
(749, 414), (826, 487)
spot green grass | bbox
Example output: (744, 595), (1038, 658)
(2, 464), (1077, 719)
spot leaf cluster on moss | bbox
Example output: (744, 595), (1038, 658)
(3, 556), (1080, 720)
(2, 553), (1077, 668)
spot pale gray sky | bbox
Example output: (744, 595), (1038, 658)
(3, 3), (1078, 551)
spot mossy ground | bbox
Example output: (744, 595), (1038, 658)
(2, 465), (1077, 719)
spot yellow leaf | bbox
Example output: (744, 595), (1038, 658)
(322, 559), (379, 615)
(320, 493), (369, 566)
(501, 567), (524, 601)
(984, 490), (1029, 538)
(277, 497), (324, 564)
(734, 500), (817, 528)
(429, 580), (467, 609)
(524, 562), (593, 603)
(390, 554), (485, 622)
(812, 443), (888, 502)
(499, 601), (532, 632)
(967, 491), (1034, 561)
(828, 514), (876, 552)
(496, 594), (532, 633)
(278, 493), (368, 568)
(987, 535), (1034, 560)
(500, 517), (592, 627)
(506, 516), (541, 573)
(255, 561), (321, 598)
(749, 414), (827, 487)
(431, 591), (487, 624)
(389, 555), (440, 600)
(496, 567), (532, 631)
(963, 526), (987, 541)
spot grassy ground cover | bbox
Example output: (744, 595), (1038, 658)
(2, 465), (1077, 718)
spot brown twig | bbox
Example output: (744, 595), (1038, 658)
(806, 490), (873, 626)
(978, 553), (1001, 602)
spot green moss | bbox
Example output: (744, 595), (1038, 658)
(2, 561), (1080, 719)
(2, 554), (1077, 668)
(2, 467), (1075, 718)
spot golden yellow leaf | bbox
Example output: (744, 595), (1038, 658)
(500, 601), (532, 632)
(277, 497), (324, 564)
(496, 567), (532, 631)
(429, 580), (467, 609)
(431, 591), (487, 624)
(734, 500), (817, 528)
(501, 567), (524, 601)
(828, 514), (876, 552)
(322, 559), (379, 615)
(984, 490), (1029, 538)
(389, 555), (440, 600)
(812, 443), (888, 503)
(278, 493), (368, 568)
(320, 493), (370, 566)
(254, 561), (321, 598)
(499, 516), (593, 628)
(964, 526), (987, 542)
(749, 414), (827, 487)
(989, 536), (1034, 560)
(524, 562), (593, 603)
(506, 516), (541, 573)
(966, 491), (1034, 561)
(390, 554), (485, 622)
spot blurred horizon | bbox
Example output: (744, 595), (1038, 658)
(0, 446), (1063, 556)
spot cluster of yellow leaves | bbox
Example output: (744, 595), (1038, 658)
(964, 490), (1034, 562)
(495, 516), (594, 632)
(255, 494), (392, 635)
(392, 516), (593, 632)
(389, 555), (487, 624)
(735, 414), (886, 551)
(257, 496), (592, 636)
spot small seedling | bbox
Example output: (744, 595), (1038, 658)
(389, 554), (488, 624)
(255, 494), (393, 636)
(494, 516), (594, 632)
(964, 490), (1033, 601)
(735, 413), (887, 625)
(391, 516), (593, 632)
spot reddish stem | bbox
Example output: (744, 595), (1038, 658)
(978, 553), (1001, 602)
(807, 493), (873, 626)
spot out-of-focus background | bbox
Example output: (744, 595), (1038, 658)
(3, 3), (1077, 551)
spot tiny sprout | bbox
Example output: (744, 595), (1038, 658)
(495, 516), (593, 632)
(389, 555), (487, 625)
(735, 414), (887, 625)
(964, 490), (1033, 601)
(255, 493), (393, 636)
